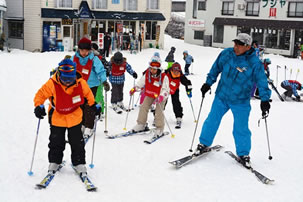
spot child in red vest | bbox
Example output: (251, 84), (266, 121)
(33, 58), (101, 176)
(109, 51), (137, 113)
(164, 62), (192, 128)
(129, 56), (170, 137)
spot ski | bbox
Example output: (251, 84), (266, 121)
(225, 151), (274, 185)
(72, 166), (97, 192)
(143, 132), (169, 144)
(268, 80), (284, 102)
(35, 161), (66, 189)
(106, 127), (154, 139)
(169, 145), (223, 168)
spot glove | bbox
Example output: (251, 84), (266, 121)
(200, 83), (211, 97)
(132, 72), (138, 79)
(129, 87), (136, 95)
(157, 95), (164, 104)
(187, 90), (192, 98)
(260, 101), (270, 117)
(295, 96), (301, 102)
(34, 105), (46, 119)
(103, 81), (110, 91)
(91, 103), (101, 117)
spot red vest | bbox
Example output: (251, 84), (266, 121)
(111, 62), (126, 76)
(52, 79), (84, 114)
(166, 72), (181, 94)
(73, 56), (93, 81)
(289, 80), (302, 90)
(144, 71), (166, 98)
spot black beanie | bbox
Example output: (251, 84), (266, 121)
(113, 52), (123, 64)
(78, 37), (92, 50)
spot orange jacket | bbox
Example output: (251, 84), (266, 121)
(34, 72), (95, 128)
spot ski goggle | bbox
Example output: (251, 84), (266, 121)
(149, 62), (161, 69)
(172, 65), (181, 72)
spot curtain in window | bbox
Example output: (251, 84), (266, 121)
(96, 0), (107, 9)
(127, 0), (137, 10)
(58, 0), (72, 7)
(148, 0), (159, 9)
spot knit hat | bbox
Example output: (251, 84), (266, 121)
(113, 52), (123, 64)
(171, 62), (181, 72)
(78, 37), (92, 50)
(153, 52), (160, 58)
(149, 56), (162, 69)
(233, 33), (252, 46)
(58, 59), (76, 83)
(183, 50), (188, 55)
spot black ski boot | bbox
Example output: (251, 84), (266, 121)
(193, 143), (208, 156)
(238, 155), (251, 169)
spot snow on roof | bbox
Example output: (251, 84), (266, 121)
(0, 0), (7, 12)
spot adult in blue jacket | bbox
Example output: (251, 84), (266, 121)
(195, 33), (271, 169)
(72, 37), (110, 138)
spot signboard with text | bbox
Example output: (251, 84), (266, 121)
(98, 33), (104, 49)
(188, 19), (205, 30)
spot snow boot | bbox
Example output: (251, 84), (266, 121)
(83, 127), (94, 139)
(74, 164), (87, 176)
(48, 163), (60, 174)
(193, 143), (208, 156)
(151, 128), (163, 138)
(112, 103), (122, 114)
(238, 155), (251, 169)
(117, 101), (129, 111)
(131, 124), (147, 133)
(175, 117), (182, 129)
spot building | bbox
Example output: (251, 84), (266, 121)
(184, 0), (303, 58)
(166, 0), (185, 39)
(0, 0), (7, 35)
(4, 0), (171, 52)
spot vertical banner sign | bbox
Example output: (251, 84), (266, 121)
(155, 25), (160, 47)
(98, 33), (104, 49)
(141, 23), (144, 48)
(269, 8), (276, 17)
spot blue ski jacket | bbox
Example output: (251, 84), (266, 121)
(206, 47), (271, 104)
(72, 52), (107, 88)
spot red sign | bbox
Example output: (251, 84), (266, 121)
(98, 33), (104, 49)
(269, 8), (276, 17)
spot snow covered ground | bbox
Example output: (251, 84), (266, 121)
(1, 35), (303, 202)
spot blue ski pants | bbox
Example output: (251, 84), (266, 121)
(199, 96), (252, 156)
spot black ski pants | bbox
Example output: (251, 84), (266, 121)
(111, 83), (124, 104)
(184, 64), (191, 74)
(171, 89), (183, 118)
(281, 83), (293, 97)
(48, 123), (85, 166)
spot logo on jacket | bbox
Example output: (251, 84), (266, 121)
(236, 67), (247, 73)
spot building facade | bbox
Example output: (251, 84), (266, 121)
(4, 0), (171, 52)
(184, 0), (303, 58)
(0, 0), (7, 35)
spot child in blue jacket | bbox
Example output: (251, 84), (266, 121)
(183, 50), (193, 75)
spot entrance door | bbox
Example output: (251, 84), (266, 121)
(63, 26), (72, 51)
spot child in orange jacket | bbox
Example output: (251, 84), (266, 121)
(33, 58), (101, 176)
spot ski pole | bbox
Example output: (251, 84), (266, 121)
(191, 63), (194, 75)
(104, 92), (108, 134)
(156, 101), (175, 138)
(89, 116), (99, 168)
(189, 96), (205, 152)
(284, 66), (287, 80)
(276, 65), (281, 87)
(123, 95), (133, 131)
(134, 93), (140, 107)
(289, 68), (292, 80)
(28, 119), (41, 176)
(295, 69), (300, 81)
(132, 79), (135, 110)
(188, 97), (197, 123)
(258, 114), (273, 160)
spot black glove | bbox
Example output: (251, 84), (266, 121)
(133, 72), (138, 79)
(91, 103), (101, 117)
(200, 83), (211, 97)
(103, 81), (110, 91)
(260, 101), (270, 117)
(295, 96), (301, 102)
(34, 105), (46, 119)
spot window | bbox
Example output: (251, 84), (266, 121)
(8, 21), (24, 39)
(193, 0), (197, 18)
(112, 0), (120, 4)
(222, 2), (234, 15)
(145, 21), (157, 40)
(213, 24), (224, 43)
(93, 0), (107, 9)
(288, 2), (303, 17)
(198, 1), (206, 10)
(57, 0), (72, 8)
(194, 31), (204, 40)
(265, 29), (290, 50)
(125, 0), (137, 10)
(246, 2), (259, 16)
(147, 0), (159, 10)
